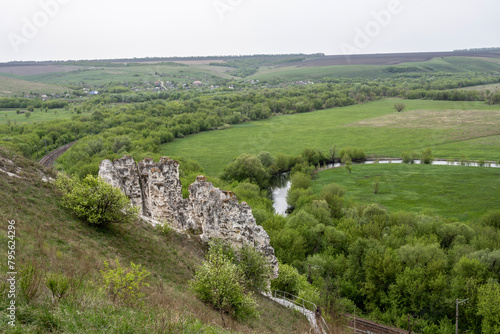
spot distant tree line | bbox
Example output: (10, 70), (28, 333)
(0, 97), (68, 109)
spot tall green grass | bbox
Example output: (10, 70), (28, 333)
(161, 99), (500, 176)
(311, 163), (500, 221)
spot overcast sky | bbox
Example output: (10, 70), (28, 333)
(0, 0), (498, 62)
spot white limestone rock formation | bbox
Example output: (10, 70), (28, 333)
(98, 156), (279, 278)
(99, 156), (143, 212)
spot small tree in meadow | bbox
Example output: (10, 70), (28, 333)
(341, 153), (352, 174)
(373, 177), (381, 194)
(394, 103), (406, 112)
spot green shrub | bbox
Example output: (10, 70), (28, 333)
(271, 263), (301, 296)
(477, 280), (500, 334)
(100, 259), (150, 305)
(19, 262), (43, 304)
(339, 147), (366, 162)
(45, 272), (70, 303)
(156, 221), (174, 236)
(271, 263), (320, 310)
(56, 173), (139, 225)
(232, 182), (261, 200)
(208, 239), (237, 263)
(238, 244), (272, 292)
(221, 153), (270, 188)
(401, 150), (418, 164)
(482, 210), (500, 229)
(290, 172), (311, 190)
(320, 183), (346, 218)
(301, 148), (323, 166)
(421, 147), (434, 164)
(190, 244), (259, 322)
(286, 187), (314, 210)
(274, 153), (293, 173)
(257, 151), (275, 168)
(112, 135), (132, 153)
(393, 103), (406, 112)
(373, 177), (381, 194)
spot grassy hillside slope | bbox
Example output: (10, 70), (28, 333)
(0, 148), (310, 333)
(250, 57), (500, 81)
(0, 76), (67, 97)
(21, 63), (233, 86)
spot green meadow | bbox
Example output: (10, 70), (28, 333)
(161, 99), (500, 176)
(0, 108), (72, 125)
(0, 76), (67, 97)
(311, 163), (500, 221)
(21, 63), (234, 86)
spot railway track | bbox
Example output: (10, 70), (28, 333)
(346, 315), (408, 334)
(38, 141), (77, 168)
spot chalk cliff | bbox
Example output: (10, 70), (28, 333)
(99, 156), (278, 277)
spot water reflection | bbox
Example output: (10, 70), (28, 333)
(270, 172), (291, 216)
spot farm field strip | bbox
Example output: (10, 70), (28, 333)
(459, 82), (500, 93)
(251, 56), (500, 81)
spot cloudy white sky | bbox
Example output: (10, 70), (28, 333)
(0, 0), (498, 62)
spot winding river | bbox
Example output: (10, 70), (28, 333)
(271, 159), (500, 216)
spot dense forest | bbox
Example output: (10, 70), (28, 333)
(215, 147), (500, 333)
